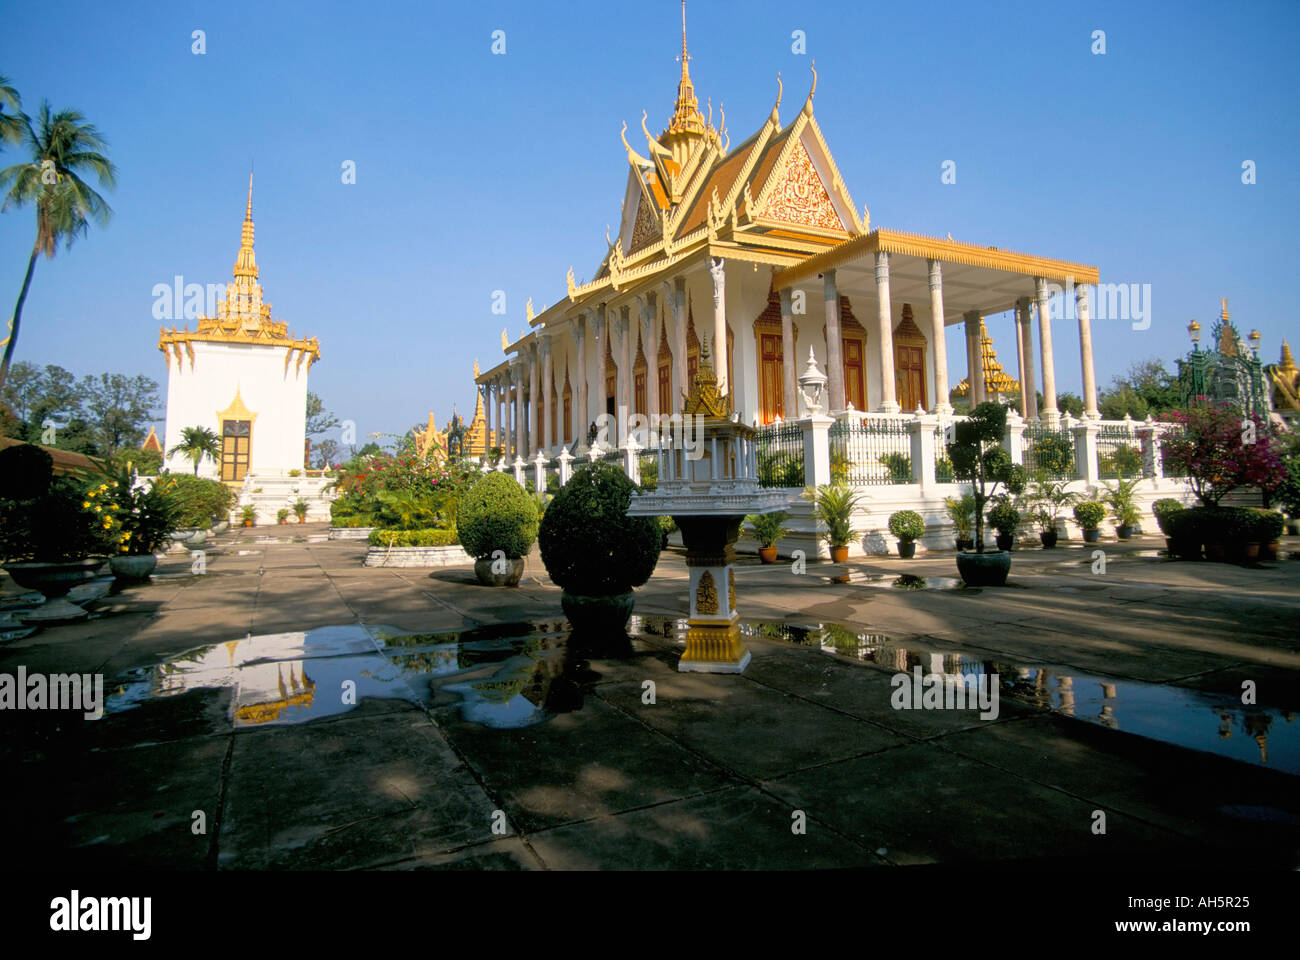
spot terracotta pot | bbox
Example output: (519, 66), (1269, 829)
(1261, 540), (1280, 562)
(758, 545), (778, 564)
(1205, 541), (1226, 561)
(278, 518), (287, 525)
(1243, 542), (1260, 561)
(243, 520), (253, 527)
(830, 544), (850, 583)
(298, 516), (306, 523)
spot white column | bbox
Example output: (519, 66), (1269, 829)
(1017, 298), (1038, 420)
(1077, 283), (1099, 420)
(709, 258), (728, 396)
(824, 269), (844, 412)
(593, 304), (607, 442)
(875, 251), (900, 413)
(527, 343), (539, 453)
(512, 361), (525, 458)
(618, 305), (633, 442)
(779, 287), (797, 419)
(963, 310), (982, 408)
(640, 293), (659, 440)
(573, 313), (588, 447)
(540, 335), (553, 453)
(672, 276), (688, 411)
(1035, 276), (1059, 424)
(1014, 303), (1028, 416)
(928, 261), (952, 415)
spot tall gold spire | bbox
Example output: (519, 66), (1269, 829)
(234, 172), (258, 280)
(667, 0), (706, 137)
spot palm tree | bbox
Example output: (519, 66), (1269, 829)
(0, 76), (23, 148)
(170, 426), (221, 476)
(0, 102), (117, 391)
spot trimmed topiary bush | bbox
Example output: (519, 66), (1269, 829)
(1073, 501), (1105, 530)
(1246, 509), (1284, 544)
(457, 471), (538, 560)
(368, 528), (461, 548)
(1165, 505), (1257, 545)
(539, 462), (661, 596)
(987, 500), (1021, 535)
(887, 509), (925, 542)
(1152, 498), (1184, 536)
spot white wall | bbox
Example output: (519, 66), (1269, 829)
(162, 340), (309, 478)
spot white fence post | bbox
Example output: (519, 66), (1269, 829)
(556, 447), (574, 486)
(513, 455), (526, 487)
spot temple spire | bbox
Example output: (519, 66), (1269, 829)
(234, 172), (258, 280)
(667, 0), (705, 137)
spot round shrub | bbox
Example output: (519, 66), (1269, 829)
(457, 472), (538, 560)
(1152, 498), (1184, 536)
(0, 444), (54, 501)
(1165, 505), (1257, 544)
(987, 501), (1021, 534)
(538, 462), (661, 595)
(1073, 501), (1105, 530)
(1247, 509), (1284, 543)
(887, 509), (925, 541)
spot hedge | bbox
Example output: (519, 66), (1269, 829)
(367, 528), (460, 547)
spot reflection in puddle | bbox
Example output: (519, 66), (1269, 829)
(105, 617), (1300, 773)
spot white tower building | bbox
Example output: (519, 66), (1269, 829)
(158, 176), (321, 483)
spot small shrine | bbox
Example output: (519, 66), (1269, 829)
(627, 340), (789, 673)
(1178, 299), (1272, 421)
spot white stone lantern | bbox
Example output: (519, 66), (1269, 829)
(798, 347), (828, 416)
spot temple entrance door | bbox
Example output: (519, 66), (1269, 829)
(758, 332), (784, 423)
(843, 336), (866, 411)
(895, 343), (926, 412)
(221, 420), (250, 481)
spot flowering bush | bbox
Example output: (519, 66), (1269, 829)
(94, 465), (181, 554)
(328, 453), (478, 530)
(0, 445), (110, 562)
(1160, 401), (1287, 507)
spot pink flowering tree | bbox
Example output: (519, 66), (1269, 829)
(1160, 400), (1286, 507)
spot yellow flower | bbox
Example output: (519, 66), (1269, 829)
(82, 501), (91, 508)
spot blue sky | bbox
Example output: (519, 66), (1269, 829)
(2, 0), (1297, 440)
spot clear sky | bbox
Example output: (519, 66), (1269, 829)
(2, 0), (1297, 441)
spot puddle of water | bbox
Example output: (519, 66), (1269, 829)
(103, 617), (1300, 774)
(833, 571), (973, 591)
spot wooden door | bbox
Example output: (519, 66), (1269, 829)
(221, 420), (250, 481)
(843, 336), (866, 411)
(758, 332), (784, 423)
(895, 343), (926, 412)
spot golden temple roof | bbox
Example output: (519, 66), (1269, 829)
(159, 175), (320, 369)
(955, 320), (1020, 397)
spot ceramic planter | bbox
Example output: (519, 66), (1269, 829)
(3, 559), (103, 622)
(1116, 525), (1134, 540)
(758, 545), (778, 564)
(897, 540), (916, 559)
(243, 520), (253, 527)
(1082, 528), (1101, 543)
(1040, 530), (1059, 549)
(473, 556), (525, 586)
(109, 554), (158, 581)
(994, 533), (1014, 551)
(955, 537), (974, 552)
(561, 590), (635, 637)
(955, 550), (1011, 587)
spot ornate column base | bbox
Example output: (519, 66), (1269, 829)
(676, 515), (750, 674)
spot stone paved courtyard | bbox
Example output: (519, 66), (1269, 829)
(3, 525), (1299, 870)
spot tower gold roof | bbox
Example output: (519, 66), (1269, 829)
(955, 320), (1020, 397)
(159, 175), (320, 369)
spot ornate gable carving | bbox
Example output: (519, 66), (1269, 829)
(629, 191), (662, 254)
(759, 137), (844, 232)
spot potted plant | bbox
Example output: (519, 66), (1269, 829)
(277, 508), (290, 525)
(1102, 475), (1143, 539)
(746, 510), (789, 563)
(946, 402), (1026, 586)
(538, 462), (661, 640)
(987, 498), (1021, 552)
(457, 471), (539, 586)
(241, 504), (257, 527)
(1024, 477), (1074, 548)
(293, 498), (310, 523)
(100, 466), (180, 581)
(888, 510), (925, 559)
(1152, 498), (1185, 555)
(1073, 501), (1105, 542)
(0, 445), (108, 621)
(943, 493), (975, 551)
(805, 482), (867, 582)
(1249, 509), (1285, 562)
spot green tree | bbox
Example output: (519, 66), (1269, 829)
(78, 372), (160, 458)
(313, 437), (339, 468)
(169, 425), (221, 475)
(0, 102), (116, 391)
(1056, 392), (1085, 417)
(305, 391), (339, 437)
(0, 76), (23, 150)
(947, 401), (1026, 552)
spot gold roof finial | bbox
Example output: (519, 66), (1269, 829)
(234, 172), (258, 280)
(667, 0), (706, 137)
(1220, 297), (1230, 320)
(1280, 339), (1297, 373)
